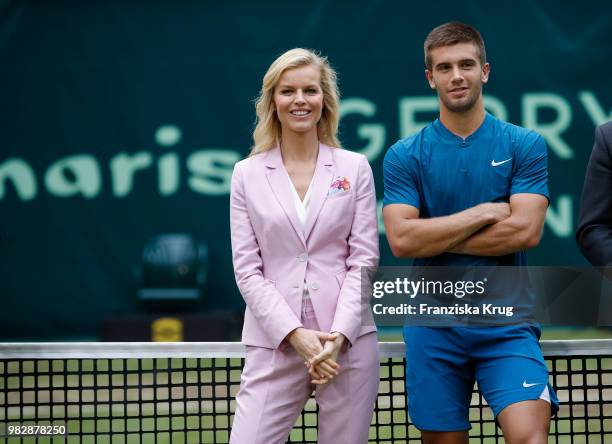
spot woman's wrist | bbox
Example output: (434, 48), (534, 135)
(286, 327), (304, 344)
(331, 331), (346, 344)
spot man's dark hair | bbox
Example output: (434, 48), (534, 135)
(424, 22), (486, 70)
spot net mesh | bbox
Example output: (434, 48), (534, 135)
(0, 341), (610, 443)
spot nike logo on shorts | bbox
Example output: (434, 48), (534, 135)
(522, 380), (543, 388)
(491, 158), (512, 167)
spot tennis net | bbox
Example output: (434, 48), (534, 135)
(1, 340), (611, 443)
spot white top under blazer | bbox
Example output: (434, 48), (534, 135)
(288, 173), (313, 302)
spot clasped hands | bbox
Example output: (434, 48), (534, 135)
(286, 327), (346, 385)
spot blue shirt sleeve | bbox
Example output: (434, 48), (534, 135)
(510, 133), (549, 200)
(382, 143), (420, 208)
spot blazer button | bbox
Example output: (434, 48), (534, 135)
(297, 253), (307, 262)
(310, 282), (319, 290)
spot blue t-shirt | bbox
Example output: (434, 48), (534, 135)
(383, 113), (549, 267)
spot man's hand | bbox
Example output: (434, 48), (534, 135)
(450, 194), (548, 256)
(286, 328), (340, 380)
(475, 202), (511, 224)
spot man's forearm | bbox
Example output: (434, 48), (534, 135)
(450, 194), (548, 256)
(450, 215), (539, 256)
(388, 205), (497, 258)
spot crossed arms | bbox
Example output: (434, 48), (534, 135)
(383, 193), (548, 258)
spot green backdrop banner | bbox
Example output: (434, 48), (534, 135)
(1, 1), (611, 339)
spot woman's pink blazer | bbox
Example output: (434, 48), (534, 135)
(230, 143), (379, 349)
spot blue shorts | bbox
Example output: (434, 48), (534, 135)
(403, 325), (559, 431)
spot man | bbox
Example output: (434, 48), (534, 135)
(576, 121), (612, 265)
(382, 22), (559, 444)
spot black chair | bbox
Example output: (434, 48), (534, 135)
(135, 233), (208, 310)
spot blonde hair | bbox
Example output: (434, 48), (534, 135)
(250, 48), (341, 156)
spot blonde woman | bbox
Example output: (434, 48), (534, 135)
(229, 48), (380, 444)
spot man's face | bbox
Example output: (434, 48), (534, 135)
(425, 42), (489, 113)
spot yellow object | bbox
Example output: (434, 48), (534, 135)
(151, 317), (183, 342)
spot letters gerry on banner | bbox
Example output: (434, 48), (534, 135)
(0, 2), (611, 339)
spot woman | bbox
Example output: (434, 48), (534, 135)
(229, 48), (379, 444)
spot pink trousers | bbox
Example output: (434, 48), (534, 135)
(230, 299), (380, 444)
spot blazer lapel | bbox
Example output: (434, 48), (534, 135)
(264, 147), (307, 248)
(304, 143), (335, 241)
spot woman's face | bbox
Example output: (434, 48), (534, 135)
(273, 64), (324, 138)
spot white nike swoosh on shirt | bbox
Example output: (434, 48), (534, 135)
(491, 158), (512, 167)
(522, 380), (543, 388)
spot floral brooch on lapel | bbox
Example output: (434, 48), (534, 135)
(328, 176), (351, 196)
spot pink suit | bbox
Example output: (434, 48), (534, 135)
(229, 144), (380, 444)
